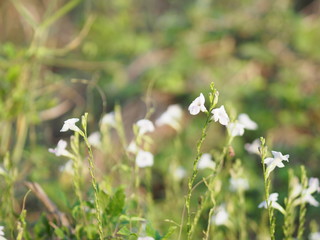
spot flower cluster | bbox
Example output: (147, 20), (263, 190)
(188, 93), (258, 137)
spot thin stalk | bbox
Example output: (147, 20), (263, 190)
(186, 112), (212, 239)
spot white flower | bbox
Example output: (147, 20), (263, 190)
(136, 119), (155, 135)
(156, 104), (183, 131)
(173, 167), (187, 181)
(227, 122), (245, 137)
(59, 160), (74, 175)
(301, 178), (320, 207)
(198, 153), (216, 170)
(230, 177), (249, 192)
(127, 141), (139, 154)
(309, 232), (320, 240)
(136, 150), (154, 168)
(211, 105), (230, 125)
(258, 192), (285, 214)
(0, 226), (7, 240)
(211, 205), (229, 226)
(60, 118), (81, 133)
(238, 113), (258, 130)
(49, 140), (72, 158)
(138, 237), (154, 240)
(245, 139), (261, 155)
(264, 151), (289, 178)
(88, 131), (101, 148)
(188, 93), (207, 115)
(101, 112), (116, 128)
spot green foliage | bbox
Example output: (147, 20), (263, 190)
(1, 0), (320, 239)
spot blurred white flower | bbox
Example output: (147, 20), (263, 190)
(264, 151), (289, 178)
(0, 225), (7, 240)
(301, 178), (320, 207)
(136, 150), (154, 168)
(173, 166), (187, 181)
(49, 140), (72, 158)
(156, 104), (183, 131)
(258, 192), (285, 214)
(101, 112), (116, 128)
(211, 205), (229, 226)
(227, 122), (245, 137)
(136, 119), (155, 135)
(309, 232), (320, 240)
(138, 237), (154, 240)
(60, 118), (81, 133)
(198, 153), (216, 170)
(88, 131), (101, 148)
(238, 113), (258, 130)
(211, 105), (230, 126)
(230, 177), (249, 192)
(59, 160), (74, 175)
(245, 139), (261, 155)
(188, 93), (207, 115)
(127, 141), (139, 154)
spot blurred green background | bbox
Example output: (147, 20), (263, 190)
(1, 0), (320, 238)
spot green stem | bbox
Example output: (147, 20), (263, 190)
(186, 113), (212, 240)
(83, 135), (104, 239)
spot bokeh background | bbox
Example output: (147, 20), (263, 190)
(1, 0), (320, 238)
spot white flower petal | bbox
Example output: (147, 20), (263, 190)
(60, 118), (80, 133)
(136, 150), (154, 168)
(88, 132), (101, 148)
(188, 93), (207, 115)
(227, 122), (245, 137)
(211, 105), (230, 126)
(238, 113), (258, 130)
(136, 119), (155, 135)
(211, 205), (229, 226)
(198, 153), (216, 170)
(245, 139), (261, 155)
(101, 112), (116, 127)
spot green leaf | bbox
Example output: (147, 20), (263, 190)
(106, 188), (125, 217)
(54, 228), (65, 238)
(162, 226), (178, 239)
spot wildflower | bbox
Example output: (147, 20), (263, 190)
(136, 119), (155, 135)
(230, 177), (249, 192)
(264, 151), (289, 178)
(101, 112), (116, 128)
(138, 237), (154, 240)
(188, 93), (207, 115)
(309, 232), (320, 240)
(173, 166), (187, 181)
(60, 118), (81, 133)
(127, 141), (139, 154)
(88, 131), (101, 148)
(198, 153), (216, 170)
(227, 122), (245, 137)
(211, 205), (229, 226)
(245, 139), (261, 155)
(59, 160), (74, 175)
(156, 104), (183, 131)
(0, 226), (7, 240)
(258, 192), (285, 214)
(211, 105), (229, 125)
(301, 178), (320, 207)
(238, 113), (258, 130)
(136, 150), (154, 168)
(49, 140), (73, 158)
